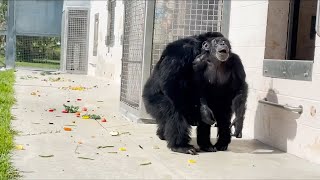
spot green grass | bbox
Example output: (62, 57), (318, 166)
(0, 70), (19, 179)
(15, 61), (59, 70)
(0, 56), (60, 70)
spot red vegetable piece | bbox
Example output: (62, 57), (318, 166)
(82, 107), (87, 111)
(101, 118), (107, 123)
(77, 98), (82, 101)
(62, 110), (68, 113)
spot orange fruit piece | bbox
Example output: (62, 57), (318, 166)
(64, 127), (72, 131)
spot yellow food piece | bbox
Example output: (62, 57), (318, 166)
(15, 145), (25, 150)
(82, 115), (90, 119)
(188, 159), (196, 164)
(119, 147), (127, 151)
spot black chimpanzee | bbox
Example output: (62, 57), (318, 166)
(192, 37), (248, 141)
(142, 32), (247, 155)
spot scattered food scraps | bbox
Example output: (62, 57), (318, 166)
(77, 98), (82, 101)
(153, 145), (160, 149)
(121, 132), (131, 135)
(110, 131), (120, 136)
(89, 114), (101, 120)
(139, 145), (143, 149)
(97, 145), (114, 149)
(48, 108), (56, 112)
(15, 145), (25, 150)
(75, 112), (81, 116)
(64, 124), (77, 127)
(20, 75), (38, 80)
(63, 127), (72, 131)
(78, 157), (94, 160)
(188, 159), (196, 164)
(101, 118), (107, 122)
(82, 107), (87, 111)
(31, 92), (37, 96)
(108, 152), (118, 154)
(82, 114), (101, 120)
(49, 122), (54, 125)
(63, 104), (79, 113)
(48, 77), (62, 82)
(62, 110), (68, 113)
(82, 115), (90, 119)
(140, 162), (152, 166)
(78, 141), (83, 144)
(119, 147), (127, 151)
(39, 155), (54, 158)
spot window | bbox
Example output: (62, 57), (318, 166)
(93, 13), (99, 56)
(265, 0), (317, 60)
(263, 0), (318, 81)
(106, 0), (116, 47)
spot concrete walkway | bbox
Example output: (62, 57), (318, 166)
(11, 69), (320, 179)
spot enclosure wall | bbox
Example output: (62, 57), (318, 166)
(228, 0), (320, 164)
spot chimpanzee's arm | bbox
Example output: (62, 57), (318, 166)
(193, 54), (216, 125)
(230, 54), (248, 138)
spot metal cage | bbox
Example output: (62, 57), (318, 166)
(120, 0), (230, 122)
(61, 7), (90, 74)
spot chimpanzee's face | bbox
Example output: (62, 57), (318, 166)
(202, 37), (231, 62)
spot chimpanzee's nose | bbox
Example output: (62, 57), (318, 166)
(219, 41), (225, 46)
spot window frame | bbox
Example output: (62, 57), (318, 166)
(262, 0), (318, 81)
(106, 0), (116, 48)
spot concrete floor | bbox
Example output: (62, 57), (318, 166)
(11, 69), (320, 179)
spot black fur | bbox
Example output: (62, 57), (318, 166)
(142, 32), (247, 154)
(192, 37), (248, 144)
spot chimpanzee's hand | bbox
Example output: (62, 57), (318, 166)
(230, 118), (243, 138)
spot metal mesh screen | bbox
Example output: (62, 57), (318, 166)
(16, 36), (61, 69)
(120, 1), (146, 109)
(66, 9), (89, 73)
(107, 0), (116, 47)
(0, 0), (7, 31)
(152, 0), (224, 68)
(0, 35), (5, 67)
(0, 0), (7, 67)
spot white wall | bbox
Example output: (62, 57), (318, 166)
(87, 0), (124, 83)
(228, 0), (320, 164)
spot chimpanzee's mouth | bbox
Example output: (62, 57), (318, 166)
(218, 49), (227, 54)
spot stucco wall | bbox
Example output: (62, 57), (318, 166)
(228, 0), (320, 164)
(87, 1), (124, 83)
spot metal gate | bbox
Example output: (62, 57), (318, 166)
(120, 0), (230, 121)
(61, 8), (90, 74)
(2, 0), (63, 70)
(120, 1), (146, 113)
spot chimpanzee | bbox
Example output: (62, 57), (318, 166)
(142, 32), (247, 155)
(192, 37), (248, 140)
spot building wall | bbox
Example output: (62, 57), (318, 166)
(228, 0), (320, 164)
(87, 0), (124, 83)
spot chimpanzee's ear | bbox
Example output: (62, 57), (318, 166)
(202, 41), (210, 51)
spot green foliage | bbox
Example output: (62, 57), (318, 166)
(0, 70), (19, 179)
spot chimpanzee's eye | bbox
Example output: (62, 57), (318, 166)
(203, 43), (209, 49)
